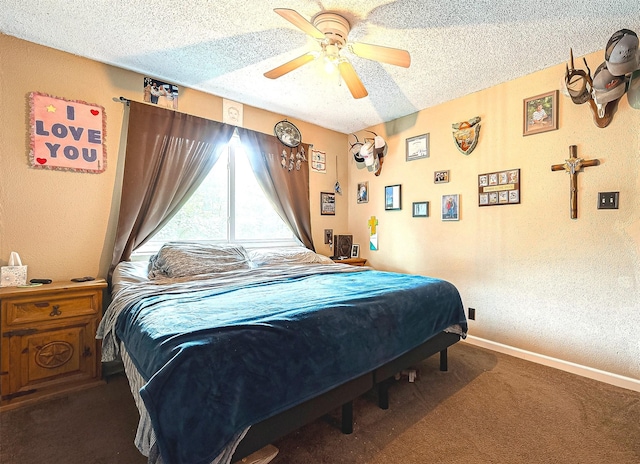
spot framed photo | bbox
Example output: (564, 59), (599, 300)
(523, 90), (558, 136)
(223, 99), (243, 126)
(434, 170), (449, 183)
(478, 168), (520, 206)
(357, 181), (369, 204)
(385, 184), (402, 210)
(351, 244), (360, 258)
(320, 192), (335, 215)
(412, 201), (429, 217)
(441, 194), (459, 221)
(406, 133), (429, 161)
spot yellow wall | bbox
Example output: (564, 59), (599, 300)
(350, 50), (640, 380)
(0, 34), (349, 278)
(2, 34), (639, 381)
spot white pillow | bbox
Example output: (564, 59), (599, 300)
(148, 242), (252, 279)
(249, 247), (334, 266)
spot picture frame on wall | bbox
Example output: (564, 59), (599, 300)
(223, 99), (243, 126)
(357, 181), (369, 204)
(144, 77), (179, 109)
(523, 90), (558, 136)
(320, 192), (335, 215)
(406, 133), (429, 161)
(441, 194), (460, 221)
(412, 201), (429, 217)
(434, 170), (449, 183)
(385, 184), (402, 210)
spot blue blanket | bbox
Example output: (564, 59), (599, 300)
(116, 269), (467, 464)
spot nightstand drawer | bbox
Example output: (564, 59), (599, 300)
(4, 292), (99, 326)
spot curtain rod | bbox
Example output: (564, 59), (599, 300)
(112, 97), (312, 149)
(113, 96), (131, 105)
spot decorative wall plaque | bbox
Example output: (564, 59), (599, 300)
(478, 169), (520, 206)
(452, 116), (481, 155)
(30, 92), (106, 173)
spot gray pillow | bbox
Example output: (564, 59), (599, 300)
(148, 242), (251, 279)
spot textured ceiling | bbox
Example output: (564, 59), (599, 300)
(2, 1), (639, 134)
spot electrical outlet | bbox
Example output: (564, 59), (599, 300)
(468, 307), (476, 320)
(598, 192), (619, 209)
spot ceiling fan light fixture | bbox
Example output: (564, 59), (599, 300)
(323, 43), (341, 73)
(324, 57), (337, 73)
(267, 8), (410, 99)
(325, 43), (340, 57)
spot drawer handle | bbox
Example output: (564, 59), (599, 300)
(49, 305), (62, 317)
(34, 302), (50, 308)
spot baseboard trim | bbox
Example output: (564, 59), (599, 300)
(463, 335), (640, 393)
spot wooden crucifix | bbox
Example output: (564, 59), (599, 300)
(551, 145), (599, 219)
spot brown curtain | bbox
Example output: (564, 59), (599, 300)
(109, 102), (236, 277)
(237, 128), (315, 251)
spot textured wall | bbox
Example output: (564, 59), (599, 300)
(0, 34), (348, 280)
(349, 50), (640, 380)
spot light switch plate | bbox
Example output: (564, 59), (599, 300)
(324, 229), (333, 244)
(598, 192), (619, 209)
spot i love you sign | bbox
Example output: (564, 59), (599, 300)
(29, 92), (106, 173)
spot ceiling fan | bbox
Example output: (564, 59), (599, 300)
(264, 8), (411, 99)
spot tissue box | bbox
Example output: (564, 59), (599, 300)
(1, 265), (27, 287)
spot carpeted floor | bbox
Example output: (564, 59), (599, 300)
(1, 342), (639, 463)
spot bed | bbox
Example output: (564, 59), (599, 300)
(97, 243), (467, 464)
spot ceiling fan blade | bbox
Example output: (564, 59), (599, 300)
(274, 8), (325, 40)
(339, 61), (368, 99)
(350, 42), (411, 68)
(264, 53), (316, 79)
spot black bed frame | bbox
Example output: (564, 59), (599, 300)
(231, 331), (461, 462)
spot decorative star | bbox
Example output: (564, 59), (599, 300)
(46, 105), (56, 112)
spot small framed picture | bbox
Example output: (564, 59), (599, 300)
(523, 90), (558, 136)
(351, 244), (360, 258)
(144, 77), (179, 109)
(320, 192), (335, 215)
(412, 201), (429, 217)
(406, 134), (429, 161)
(442, 194), (460, 221)
(223, 99), (243, 126)
(357, 181), (369, 204)
(434, 170), (449, 183)
(385, 184), (402, 210)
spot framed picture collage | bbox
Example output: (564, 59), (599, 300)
(478, 169), (521, 206)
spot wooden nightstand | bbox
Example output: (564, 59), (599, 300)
(332, 257), (367, 266)
(0, 279), (107, 411)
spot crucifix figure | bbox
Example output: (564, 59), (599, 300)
(551, 145), (599, 219)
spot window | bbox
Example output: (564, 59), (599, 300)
(136, 134), (298, 255)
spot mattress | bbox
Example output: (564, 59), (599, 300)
(98, 254), (467, 464)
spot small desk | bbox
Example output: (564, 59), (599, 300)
(332, 257), (367, 266)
